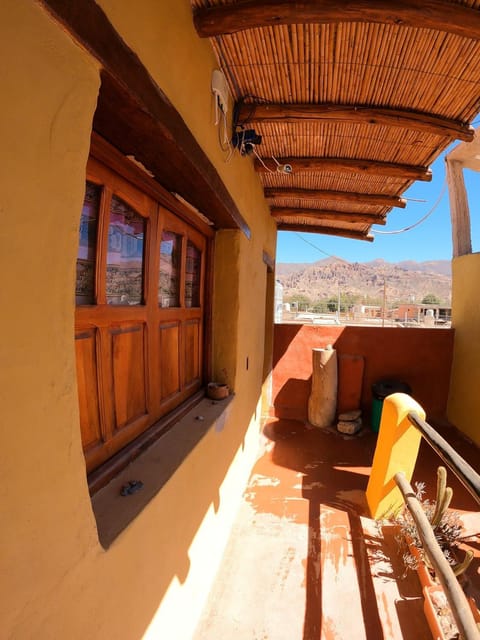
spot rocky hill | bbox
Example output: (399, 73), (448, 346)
(276, 258), (452, 305)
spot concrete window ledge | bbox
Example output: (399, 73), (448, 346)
(91, 396), (234, 548)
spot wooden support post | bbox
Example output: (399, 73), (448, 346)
(308, 347), (337, 428)
(446, 158), (472, 257)
(366, 393), (425, 519)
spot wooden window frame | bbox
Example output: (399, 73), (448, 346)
(76, 134), (215, 493)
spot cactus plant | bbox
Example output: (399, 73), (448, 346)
(393, 466), (473, 579)
(431, 466), (452, 527)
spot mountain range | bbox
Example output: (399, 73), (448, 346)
(276, 258), (452, 305)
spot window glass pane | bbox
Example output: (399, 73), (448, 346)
(159, 231), (181, 307)
(76, 181), (100, 305)
(106, 195), (145, 305)
(185, 241), (201, 308)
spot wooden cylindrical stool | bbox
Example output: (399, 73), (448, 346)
(308, 346), (337, 428)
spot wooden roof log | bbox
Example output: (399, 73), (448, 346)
(255, 157), (432, 181)
(39, 0), (250, 238)
(194, 0), (480, 41)
(237, 104), (474, 142)
(265, 187), (406, 208)
(271, 207), (386, 225)
(277, 222), (375, 241)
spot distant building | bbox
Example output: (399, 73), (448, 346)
(395, 304), (451, 324)
(274, 280), (284, 323)
(352, 304), (382, 319)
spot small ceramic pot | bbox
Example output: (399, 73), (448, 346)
(207, 382), (229, 400)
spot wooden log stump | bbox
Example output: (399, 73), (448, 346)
(308, 346), (337, 428)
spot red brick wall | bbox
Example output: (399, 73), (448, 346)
(272, 324), (454, 422)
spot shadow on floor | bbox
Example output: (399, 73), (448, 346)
(262, 418), (431, 639)
(194, 417), (479, 639)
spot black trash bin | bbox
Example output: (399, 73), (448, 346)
(371, 379), (412, 432)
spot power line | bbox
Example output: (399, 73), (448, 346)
(293, 232), (350, 263)
(373, 179), (447, 236)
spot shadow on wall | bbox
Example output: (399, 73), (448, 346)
(87, 390), (263, 640)
(274, 377), (312, 421)
(272, 324), (455, 423)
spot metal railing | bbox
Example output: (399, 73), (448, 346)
(393, 412), (480, 639)
(408, 411), (480, 507)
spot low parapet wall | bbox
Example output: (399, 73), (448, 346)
(272, 324), (454, 423)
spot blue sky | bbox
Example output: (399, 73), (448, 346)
(276, 143), (480, 265)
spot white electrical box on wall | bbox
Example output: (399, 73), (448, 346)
(211, 69), (229, 123)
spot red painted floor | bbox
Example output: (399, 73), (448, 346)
(193, 419), (480, 639)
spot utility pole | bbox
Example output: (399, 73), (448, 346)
(382, 280), (386, 327)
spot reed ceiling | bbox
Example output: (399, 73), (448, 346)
(191, 0), (480, 241)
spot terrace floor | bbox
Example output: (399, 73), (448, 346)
(193, 417), (480, 639)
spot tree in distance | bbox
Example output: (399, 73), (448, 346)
(421, 293), (442, 305)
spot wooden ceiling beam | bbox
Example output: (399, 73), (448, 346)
(277, 223), (375, 242)
(194, 0), (480, 42)
(265, 187), (406, 208)
(237, 103), (474, 142)
(255, 157), (432, 181)
(271, 207), (386, 225)
(38, 0), (250, 238)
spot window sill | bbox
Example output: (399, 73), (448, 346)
(91, 395), (234, 549)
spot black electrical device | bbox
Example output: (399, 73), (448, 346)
(232, 128), (262, 155)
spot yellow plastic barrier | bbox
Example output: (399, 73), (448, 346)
(366, 392), (426, 519)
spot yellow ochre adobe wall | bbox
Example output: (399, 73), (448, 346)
(1, 1), (276, 638)
(448, 253), (480, 446)
(97, 0), (272, 225)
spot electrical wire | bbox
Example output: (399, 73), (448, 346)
(220, 108), (230, 149)
(217, 105), (235, 163)
(292, 232), (350, 263)
(250, 147), (293, 174)
(251, 145), (276, 173)
(373, 179), (447, 235)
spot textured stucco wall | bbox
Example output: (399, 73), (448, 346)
(272, 324), (454, 423)
(448, 253), (480, 445)
(1, 1), (276, 638)
(0, 1), (102, 634)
